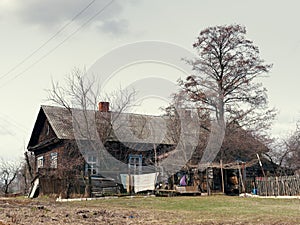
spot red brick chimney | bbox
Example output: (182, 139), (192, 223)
(98, 102), (109, 112)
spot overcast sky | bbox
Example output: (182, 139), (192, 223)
(0, 0), (300, 161)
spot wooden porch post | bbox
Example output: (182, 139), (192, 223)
(220, 160), (225, 193)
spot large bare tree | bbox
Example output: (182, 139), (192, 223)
(181, 24), (274, 130)
(178, 24), (276, 164)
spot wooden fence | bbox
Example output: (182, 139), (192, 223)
(255, 175), (300, 196)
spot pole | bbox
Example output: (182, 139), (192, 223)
(256, 153), (267, 196)
(256, 154), (266, 177)
(206, 168), (211, 196)
(238, 164), (245, 195)
(220, 160), (225, 193)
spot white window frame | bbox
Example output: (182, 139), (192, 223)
(86, 155), (98, 175)
(50, 152), (58, 168)
(37, 156), (44, 171)
(129, 154), (142, 174)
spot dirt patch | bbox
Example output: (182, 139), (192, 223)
(0, 198), (175, 225)
(1, 198), (134, 225)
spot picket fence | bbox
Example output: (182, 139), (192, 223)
(255, 175), (300, 196)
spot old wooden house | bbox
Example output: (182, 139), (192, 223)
(27, 102), (285, 197)
(27, 102), (176, 197)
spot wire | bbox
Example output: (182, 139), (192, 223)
(0, 123), (15, 136)
(0, 0), (114, 88)
(0, 0), (97, 81)
(0, 113), (27, 133)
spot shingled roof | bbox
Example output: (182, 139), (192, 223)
(27, 105), (177, 150)
(42, 105), (74, 139)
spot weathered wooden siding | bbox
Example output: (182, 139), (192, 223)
(37, 119), (56, 143)
(35, 145), (64, 168)
(39, 176), (85, 197)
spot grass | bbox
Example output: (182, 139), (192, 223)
(65, 195), (300, 224)
(1, 195), (299, 224)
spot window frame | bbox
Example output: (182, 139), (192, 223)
(86, 154), (98, 175)
(50, 152), (58, 169)
(37, 156), (44, 171)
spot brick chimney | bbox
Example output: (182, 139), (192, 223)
(98, 102), (109, 112)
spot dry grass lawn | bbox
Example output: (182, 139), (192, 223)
(0, 195), (299, 224)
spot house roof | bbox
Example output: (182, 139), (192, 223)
(27, 105), (177, 150)
(42, 105), (74, 139)
(28, 105), (269, 167)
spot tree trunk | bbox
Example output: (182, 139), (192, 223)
(84, 171), (92, 198)
(24, 152), (33, 180)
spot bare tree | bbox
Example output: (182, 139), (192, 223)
(284, 124), (300, 171)
(46, 67), (136, 197)
(178, 24), (276, 164)
(0, 158), (21, 195)
(48, 68), (136, 139)
(180, 24), (275, 129)
(18, 151), (35, 194)
(266, 122), (300, 174)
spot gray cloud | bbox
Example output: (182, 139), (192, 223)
(98, 19), (129, 36)
(11, 0), (134, 36)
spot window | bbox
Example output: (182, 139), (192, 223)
(129, 154), (142, 174)
(37, 156), (44, 171)
(50, 152), (58, 168)
(86, 155), (98, 175)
